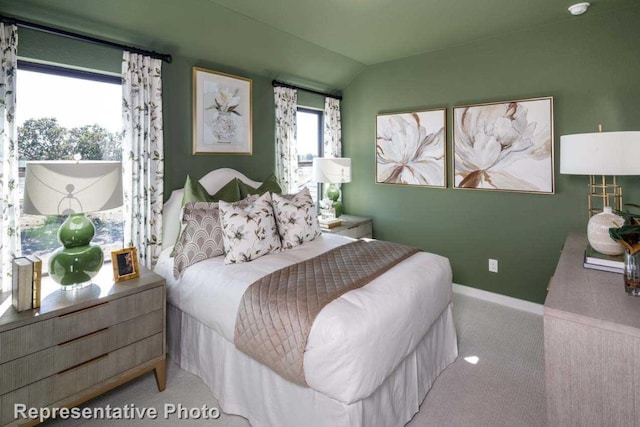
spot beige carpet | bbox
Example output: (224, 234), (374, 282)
(44, 293), (546, 427)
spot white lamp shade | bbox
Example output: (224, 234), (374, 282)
(560, 131), (640, 175)
(23, 161), (123, 215)
(313, 157), (351, 183)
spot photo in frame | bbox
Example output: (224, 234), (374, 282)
(452, 96), (554, 194)
(193, 67), (252, 155)
(111, 247), (140, 282)
(376, 108), (446, 188)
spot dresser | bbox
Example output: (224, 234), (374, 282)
(0, 264), (166, 426)
(321, 215), (373, 239)
(544, 233), (640, 426)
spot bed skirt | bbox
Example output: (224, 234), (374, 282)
(167, 302), (458, 427)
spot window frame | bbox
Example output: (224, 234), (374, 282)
(16, 61), (124, 272)
(17, 60), (121, 85)
(296, 107), (324, 204)
(296, 107), (324, 167)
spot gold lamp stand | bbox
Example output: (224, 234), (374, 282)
(588, 174), (622, 218)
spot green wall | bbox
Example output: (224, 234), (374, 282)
(342, 7), (640, 303)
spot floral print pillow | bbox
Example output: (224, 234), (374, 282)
(271, 187), (321, 250)
(173, 202), (224, 279)
(219, 193), (281, 264)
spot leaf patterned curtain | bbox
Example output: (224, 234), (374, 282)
(122, 52), (164, 269)
(0, 24), (19, 292)
(274, 87), (298, 193)
(323, 97), (342, 158)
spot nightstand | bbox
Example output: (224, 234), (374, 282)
(0, 264), (166, 426)
(321, 215), (373, 239)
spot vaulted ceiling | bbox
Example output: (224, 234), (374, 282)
(0, 0), (637, 90)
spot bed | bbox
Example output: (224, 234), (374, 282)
(154, 168), (458, 427)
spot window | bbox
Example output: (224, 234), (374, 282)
(296, 108), (323, 202)
(16, 62), (123, 273)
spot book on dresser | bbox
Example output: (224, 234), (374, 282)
(318, 217), (342, 229)
(11, 257), (33, 312)
(583, 245), (624, 274)
(583, 244), (624, 274)
(27, 254), (42, 309)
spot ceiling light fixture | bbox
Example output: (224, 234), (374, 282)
(568, 2), (590, 16)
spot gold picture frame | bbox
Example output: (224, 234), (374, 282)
(111, 247), (140, 282)
(375, 107), (447, 188)
(452, 96), (554, 194)
(192, 67), (253, 155)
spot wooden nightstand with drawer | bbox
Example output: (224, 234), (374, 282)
(0, 264), (166, 426)
(321, 215), (373, 239)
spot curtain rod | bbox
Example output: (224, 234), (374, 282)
(0, 14), (172, 63)
(272, 80), (342, 100)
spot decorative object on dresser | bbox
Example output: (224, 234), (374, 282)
(545, 233), (640, 425)
(560, 127), (640, 255)
(11, 257), (33, 313)
(453, 97), (554, 193)
(22, 160), (123, 288)
(111, 247), (141, 282)
(320, 215), (373, 239)
(609, 223), (640, 296)
(0, 264), (166, 426)
(312, 157), (351, 217)
(560, 127), (640, 216)
(192, 67), (252, 155)
(318, 216), (342, 230)
(376, 108), (446, 188)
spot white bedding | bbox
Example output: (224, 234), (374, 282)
(155, 233), (453, 404)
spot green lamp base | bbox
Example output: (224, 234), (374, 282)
(325, 183), (345, 218)
(49, 213), (103, 287)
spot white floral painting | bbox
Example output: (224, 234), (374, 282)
(376, 108), (446, 187)
(193, 67), (252, 154)
(453, 97), (554, 193)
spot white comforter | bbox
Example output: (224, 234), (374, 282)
(155, 234), (452, 404)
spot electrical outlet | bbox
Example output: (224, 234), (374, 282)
(489, 259), (498, 273)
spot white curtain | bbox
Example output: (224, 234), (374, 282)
(122, 52), (164, 269)
(0, 24), (19, 292)
(323, 97), (342, 158)
(274, 87), (298, 193)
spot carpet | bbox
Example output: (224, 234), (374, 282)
(43, 292), (546, 426)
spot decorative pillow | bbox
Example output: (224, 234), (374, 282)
(238, 173), (283, 198)
(272, 187), (321, 249)
(170, 176), (242, 256)
(173, 202), (224, 279)
(219, 193), (281, 264)
(183, 175), (242, 204)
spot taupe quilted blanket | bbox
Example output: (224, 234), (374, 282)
(234, 239), (420, 386)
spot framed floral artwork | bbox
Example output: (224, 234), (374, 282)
(193, 67), (252, 154)
(453, 97), (554, 194)
(376, 108), (446, 187)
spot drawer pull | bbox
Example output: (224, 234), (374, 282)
(58, 327), (110, 347)
(57, 353), (109, 376)
(59, 302), (109, 319)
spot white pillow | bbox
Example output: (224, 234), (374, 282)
(219, 193), (281, 264)
(272, 187), (321, 249)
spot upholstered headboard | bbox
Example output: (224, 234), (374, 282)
(162, 168), (262, 250)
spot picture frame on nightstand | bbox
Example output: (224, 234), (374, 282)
(111, 247), (140, 282)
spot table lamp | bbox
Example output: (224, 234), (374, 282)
(313, 157), (351, 217)
(23, 160), (123, 287)
(560, 128), (640, 255)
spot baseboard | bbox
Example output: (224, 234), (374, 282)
(453, 283), (543, 315)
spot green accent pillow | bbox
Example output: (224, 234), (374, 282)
(238, 173), (283, 198)
(170, 176), (242, 256)
(183, 175), (242, 204)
